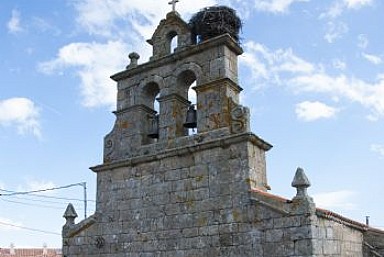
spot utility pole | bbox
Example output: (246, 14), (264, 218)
(82, 182), (87, 219)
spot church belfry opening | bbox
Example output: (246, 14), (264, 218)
(101, 5), (247, 163)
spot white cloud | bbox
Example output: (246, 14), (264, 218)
(321, 0), (373, 19)
(344, 0), (373, 9)
(296, 101), (339, 121)
(73, 0), (217, 38)
(362, 53), (382, 65)
(324, 21), (349, 43)
(25, 180), (56, 193)
(39, 41), (129, 108)
(44, 0), (330, 110)
(242, 41), (384, 119)
(241, 41), (314, 87)
(321, 2), (344, 18)
(332, 59), (347, 70)
(39, 0), (217, 109)
(32, 17), (61, 36)
(371, 144), (384, 157)
(253, 0), (309, 13)
(0, 98), (41, 137)
(291, 73), (384, 118)
(13, 179), (57, 197)
(7, 9), (23, 34)
(313, 190), (357, 210)
(366, 114), (379, 122)
(358, 34), (369, 49)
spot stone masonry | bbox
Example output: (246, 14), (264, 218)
(62, 6), (384, 257)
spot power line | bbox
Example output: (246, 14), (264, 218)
(0, 221), (61, 236)
(0, 182), (93, 219)
(22, 193), (95, 203)
(0, 198), (64, 210)
(0, 182), (85, 196)
(0, 198), (95, 212)
(11, 195), (80, 205)
(0, 190), (96, 203)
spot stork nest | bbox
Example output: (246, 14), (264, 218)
(189, 6), (242, 43)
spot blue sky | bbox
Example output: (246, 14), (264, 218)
(1, 0), (383, 248)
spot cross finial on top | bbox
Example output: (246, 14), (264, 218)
(168, 0), (179, 12)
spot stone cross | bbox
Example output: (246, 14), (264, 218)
(168, 0), (179, 12)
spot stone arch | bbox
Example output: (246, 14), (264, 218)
(173, 63), (203, 103)
(176, 70), (197, 102)
(173, 63), (204, 134)
(139, 76), (165, 143)
(174, 62), (203, 88)
(142, 83), (160, 110)
(148, 12), (193, 58)
(168, 31), (178, 53)
(139, 75), (165, 110)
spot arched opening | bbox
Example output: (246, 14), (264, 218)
(171, 35), (178, 53)
(187, 81), (197, 135)
(143, 82), (160, 110)
(168, 31), (178, 54)
(142, 82), (160, 143)
(177, 70), (197, 136)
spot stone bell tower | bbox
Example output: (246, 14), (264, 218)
(62, 6), (275, 257)
(100, 6), (272, 191)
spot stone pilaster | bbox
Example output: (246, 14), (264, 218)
(157, 93), (190, 141)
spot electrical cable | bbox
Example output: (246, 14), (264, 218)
(0, 185), (96, 218)
(22, 193), (95, 203)
(6, 192), (96, 204)
(0, 221), (60, 236)
(0, 188), (96, 202)
(0, 198), (95, 212)
(1, 198), (67, 210)
(0, 182), (85, 196)
(11, 195), (77, 205)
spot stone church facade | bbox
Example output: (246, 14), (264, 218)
(62, 6), (384, 257)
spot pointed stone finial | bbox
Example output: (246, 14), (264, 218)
(292, 167), (311, 192)
(63, 203), (78, 226)
(126, 52), (140, 69)
(291, 167), (315, 213)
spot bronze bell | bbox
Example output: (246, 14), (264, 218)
(184, 105), (197, 129)
(147, 114), (159, 139)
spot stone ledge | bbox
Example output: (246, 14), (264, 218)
(62, 213), (98, 238)
(316, 208), (368, 232)
(91, 132), (272, 173)
(110, 34), (243, 82)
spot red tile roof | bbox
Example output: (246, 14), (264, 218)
(0, 248), (61, 257)
(251, 188), (384, 233)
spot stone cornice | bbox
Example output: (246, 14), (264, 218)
(114, 104), (156, 115)
(193, 77), (243, 93)
(111, 34), (243, 82)
(91, 132), (272, 173)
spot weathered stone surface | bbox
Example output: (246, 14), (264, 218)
(62, 6), (384, 257)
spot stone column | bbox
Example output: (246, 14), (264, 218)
(157, 93), (190, 141)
